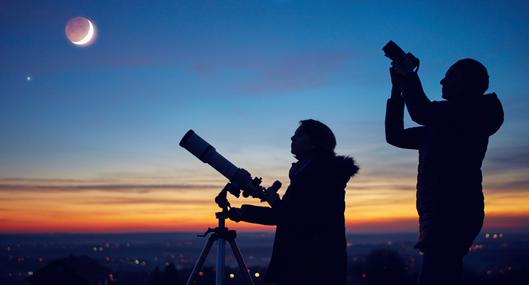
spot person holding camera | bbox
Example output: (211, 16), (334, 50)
(385, 50), (504, 285)
(228, 119), (358, 285)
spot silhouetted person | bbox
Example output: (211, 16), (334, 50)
(386, 58), (504, 285)
(228, 119), (359, 285)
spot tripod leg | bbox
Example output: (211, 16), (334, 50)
(216, 238), (225, 285)
(228, 239), (255, 285)
(185, 235), (216, 285)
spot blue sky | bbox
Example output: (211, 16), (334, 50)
(1, 0), (529, 232)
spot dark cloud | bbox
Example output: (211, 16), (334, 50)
(347, 183), (415, 192)
(485, 178), (529, 192)
(239, 51), (353, 94)
(0, 179), (221, 193)
(76, 196), (211, 206)
(484, 145), (529, 174)
(483, 214), (529, 230)
(188, 49), (354, 94)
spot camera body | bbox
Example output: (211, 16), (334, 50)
(383, 40), (420, 70)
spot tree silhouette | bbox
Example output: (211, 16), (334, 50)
(364, 249), (411, 285)
(151, 263), (181, 285)
(28, 255), (111, 285)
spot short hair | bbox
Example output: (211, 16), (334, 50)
(298, 119), (336, 156)
(452, 58), (489, 95)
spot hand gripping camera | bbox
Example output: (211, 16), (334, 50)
(383, 40), (420, 72)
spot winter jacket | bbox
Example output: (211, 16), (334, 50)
(385, 72), (504, 255)
(239, 155), (358, 285)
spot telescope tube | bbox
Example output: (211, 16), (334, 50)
(179, 130), (240, 180)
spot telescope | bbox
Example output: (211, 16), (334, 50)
(179, 130), (281, 200)
(180, 129), (281, 285)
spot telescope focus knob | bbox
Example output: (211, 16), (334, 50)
(268, 180), (282, 193)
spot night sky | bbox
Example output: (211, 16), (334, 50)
(1, 0), (528, 233)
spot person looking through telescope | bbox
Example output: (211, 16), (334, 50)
(228, 119), (359, 285)
(385, 42), (504, 285)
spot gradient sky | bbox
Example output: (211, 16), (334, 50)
(1, 0), (528, 233)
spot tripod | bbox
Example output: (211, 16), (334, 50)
(185, 184), (255, 285)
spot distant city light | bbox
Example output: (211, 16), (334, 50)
(485, 232), (505, 239)
(2, 233), (528, 283)
(470, 244), (485, 251)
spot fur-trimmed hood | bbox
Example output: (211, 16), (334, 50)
(331, 155), (359, 182)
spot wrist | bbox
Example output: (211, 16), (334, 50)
(391, 88), (402, 99)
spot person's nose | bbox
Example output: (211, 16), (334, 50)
(440, 77), (446, 85)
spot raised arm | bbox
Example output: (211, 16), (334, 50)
(386, 69), (425, 149)
(231, 204), (281, 226)
(399, 72), (439, 126)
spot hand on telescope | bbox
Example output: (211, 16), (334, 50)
(262, 191), (280, 208)
(227, 208), (243, 223)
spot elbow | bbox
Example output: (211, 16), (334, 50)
(405, 102), (433, 126)
(385, 132), (400, 147)
(387, 139), (400, 148)
(409, 112), (428, 125)
(385, 129), (409, 149)
(385, 124), (400, 146)
(385, 133), (394, 145)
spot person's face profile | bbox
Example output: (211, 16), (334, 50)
(290, 127), (315, 159)
(441, 66), (463, 100)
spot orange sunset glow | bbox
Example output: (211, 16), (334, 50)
(2, 171), (528, 233)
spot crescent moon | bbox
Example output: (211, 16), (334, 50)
(72, 20), (94, 46)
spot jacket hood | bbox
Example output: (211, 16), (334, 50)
(477, 93), (504, 136)
(330, 155), (359, 182)
(290, 155), (359, 182)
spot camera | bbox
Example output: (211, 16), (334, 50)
(179, 129), (281, 199)
(383, 40), (420, 71)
